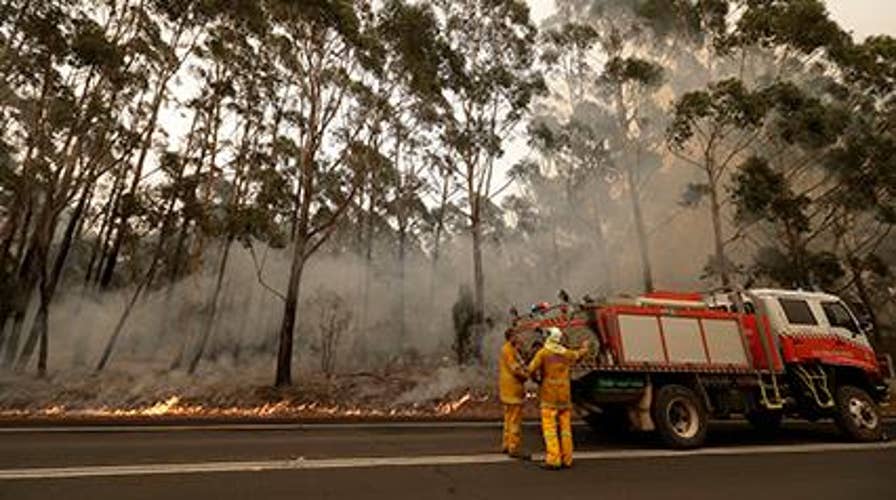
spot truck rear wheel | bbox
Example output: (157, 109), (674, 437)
(833, 385), (883, 442)
(651, 384), (708, 449)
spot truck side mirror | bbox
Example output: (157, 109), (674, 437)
(860, 321), (874, 337)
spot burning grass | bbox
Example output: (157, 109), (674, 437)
(0, 364), (544, 422)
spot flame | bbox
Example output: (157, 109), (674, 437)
(0, 383), (502, 420)
(435, 392), (472, 415)
(0, 392), (495, 420)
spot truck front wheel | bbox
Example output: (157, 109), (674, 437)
(834, 385), (883, 442)
(651, 384), (708, 449)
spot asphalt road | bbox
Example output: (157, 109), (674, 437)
(1, 420), (894, 500)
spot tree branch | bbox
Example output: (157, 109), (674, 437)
(247, 241), (286, 302)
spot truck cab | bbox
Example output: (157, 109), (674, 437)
(707, 289), (884, 381)
(750, 289), (872, 350)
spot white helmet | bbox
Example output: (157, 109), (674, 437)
(545, 327), (563, 345)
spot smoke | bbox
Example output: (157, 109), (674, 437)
(393, 365), (487, 405)
(0, 132), (721, 409)
(0, 9), (743, 412)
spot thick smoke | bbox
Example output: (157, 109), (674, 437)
(0, 4), (739, 412)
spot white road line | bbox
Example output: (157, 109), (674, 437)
(1, 441), (894, 480)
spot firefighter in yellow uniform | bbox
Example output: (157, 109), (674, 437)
(498, 328), (528, 458)
(528, 327), (590, 469)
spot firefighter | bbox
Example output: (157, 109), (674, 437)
(528, 327), (590, 470)
(499, 328), (528, 458)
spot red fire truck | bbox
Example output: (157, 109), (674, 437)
(509, 288), (894, 449)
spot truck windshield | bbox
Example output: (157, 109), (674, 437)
(821, 302), (861, 335)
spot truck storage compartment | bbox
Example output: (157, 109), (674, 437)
(605, 306), (753, 371)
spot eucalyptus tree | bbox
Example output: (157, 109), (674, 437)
(518, 114), (616, 290)
(664, 0), (859, 288)
(95, 1), (209, 290)
(666, 78), (772, 286)
(332, 0), (449, 338)
(532, 21), (619, 291)
(185, 6), (277, 374)
(0, 0), (151, 371)
(432, 0), (544, 352)
(824, 39), (896, 335)
(540, 0), (687, 293)
(93, 1), (238, 372)
(265, 0), (385, 387)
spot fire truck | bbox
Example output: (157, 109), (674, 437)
(508, 288), (894, 449)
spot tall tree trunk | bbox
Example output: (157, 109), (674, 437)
(13, 202), (33, 267)
(591, 202), (613, 295)
(16, 182), (91, 370)
(470, 206), (485, 361)
(614, 82), (654, 293)
(85, 175), (121, 287)
(187, 237), (233, 374)
(361, 183), (375, 330)
(394, 127), (407, 343)
(276, 135), (316, 386)
(276, 237), (307, 387)
(96, 154), (185, 371)
(168, 216), (191, 284)
(427, 171), (450, 320)
(0, 312), (9, 356)
(2, 301), (28, 366)
(3, 200), (54, 367)
(551, 219), (563, 285)
(36, 297), (48, 377)
(398, 225), (407, 343)
(707, 176), (730, 288)
(625, 162), (654, 293)
(99, 76), (171, 289)
(0, 209), (18, 267)
(95, 271), (148, 371)
(158, 216), (192, 354)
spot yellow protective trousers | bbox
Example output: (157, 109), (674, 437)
(502, 404), (523, 453)
(540, 406), (573, 467)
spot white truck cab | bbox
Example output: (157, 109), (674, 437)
(705, 288), (872, 349)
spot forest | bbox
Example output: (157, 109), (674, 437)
(0, 0), (894, 411)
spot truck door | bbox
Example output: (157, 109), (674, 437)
(819, 300), (873, 350)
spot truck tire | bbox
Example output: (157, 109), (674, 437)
(833, 385), (883, 442)
(651, 384), (708, 449)
(746, 410), (783, 433)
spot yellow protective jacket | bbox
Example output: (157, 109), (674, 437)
(499, 341), (528, 405)
(527, 344), (588, 409)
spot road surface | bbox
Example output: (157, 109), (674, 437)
(1, 420), (894, 499)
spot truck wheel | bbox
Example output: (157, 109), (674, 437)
(651, 384), (708, 449)
(833, 385), (883, 442)
(746, 410), (783, 433)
